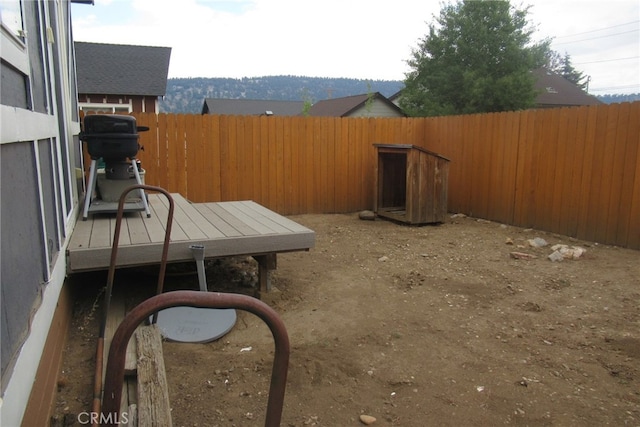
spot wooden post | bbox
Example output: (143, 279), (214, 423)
(254, 253), (277, 294)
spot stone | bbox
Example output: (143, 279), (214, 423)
(510, 252), (537, 260)
(569, 246), (586, 259)
(359, 414), (377, 425)
(548, 250), (564, 262)
(359, 210), (376, 221)
(551, 244), (586, 259)
(528, 237), (548, 248)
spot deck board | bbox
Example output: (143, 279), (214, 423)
(205, 202), (261, 235)
(141, 199), (168, 243)
(246, 201), (312, 233)
(117, 217), (132, 246)
(237, 201), (301, 233)
(67, 194), (315, 273)
(126, 214), (150, 245)
(190, 204), (229, 238)
(193, 203), (244, 237)
(166, 195), (209, 240)
(68, 216), (92, 250)
(148, 197), (176, 242)
(90, 217), (112, 248)
(151, 195), (188, 242)
(219, 201), (281, 234)
(175, 198), (225, 238)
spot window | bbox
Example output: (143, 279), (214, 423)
(79, 102), (133, 114)
(1, 1), (29, 75)
(1, 0), (23, 39)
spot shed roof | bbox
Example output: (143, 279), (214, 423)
(307, 92), (405, 117)
(201, 98), (304, 116)
(75, 42), (171, 96)
(532, 68), (602, 107)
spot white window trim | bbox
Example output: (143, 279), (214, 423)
(0, 106), (57, 144)
(32, 139), (53, 282)
(0, 11), (29, 75)
(79, 101), (133, 113)
(45, 0), (77, 234)
(1, 24), (29, 74)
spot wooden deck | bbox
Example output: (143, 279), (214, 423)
(67, 194), (315, 291)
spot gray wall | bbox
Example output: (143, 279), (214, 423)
(0, 62), (29, 109)
(0, 0), (80, 399)
(0, 142), (48, 386)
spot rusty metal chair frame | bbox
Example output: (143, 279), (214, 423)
(92, 185), (174, 425)
(100, 290), (290, 427)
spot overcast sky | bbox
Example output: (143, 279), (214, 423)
(70, 0), (640, 95)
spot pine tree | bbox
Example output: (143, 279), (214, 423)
(400, 0), (550, 117)
(557, 53), (588, 91)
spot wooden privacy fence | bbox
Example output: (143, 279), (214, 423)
(129, 102), (639, 249)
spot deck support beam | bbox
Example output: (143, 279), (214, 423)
(254, 253), (277, 294)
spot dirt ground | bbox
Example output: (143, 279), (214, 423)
(53, 213), (639, 426)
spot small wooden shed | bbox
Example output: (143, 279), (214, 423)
(374, 144), (450, 224)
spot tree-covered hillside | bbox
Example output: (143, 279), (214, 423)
(596, 93), (640, 104)
(159, 76), (404, 113)
(158, 75), (638, 114)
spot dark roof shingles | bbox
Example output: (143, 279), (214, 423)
(307, 94), (371, 117)
(75, 42), (171, 96)
(308, 93), (405, 117)
(532, 68), (602, 107)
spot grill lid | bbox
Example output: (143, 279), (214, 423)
(80, 115), (147, 159)
(81, 114), (137, 135)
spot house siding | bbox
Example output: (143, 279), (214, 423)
(78, 93), (159, 113)
(347, 99), (404, 118)
(0, 141), (47, 380)
(0, 63), (30, 108)
(0, 0), (80, 425)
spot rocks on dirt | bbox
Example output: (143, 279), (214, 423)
(359, 414), (377, 425)
(359, 210), (376, 220)
(548, 251), (565, 262)
(528, 237), (548, 248)
(548, 244), (587, 262)
(510, 252), (538, 260)
(513, 238), (587, 262)
(303, 415), (319, 425)
(520, 301), (543, 312)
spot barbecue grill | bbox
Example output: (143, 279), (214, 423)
(80, 114), (151, 220)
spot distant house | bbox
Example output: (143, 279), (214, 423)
(307, 92), (406, 117)
(391, 68), (601, 114)
(202, 98), (304, 116)
(75, 42), (171, 114)
(532, 68), (602, 108)
(388, 91), (402, 109)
